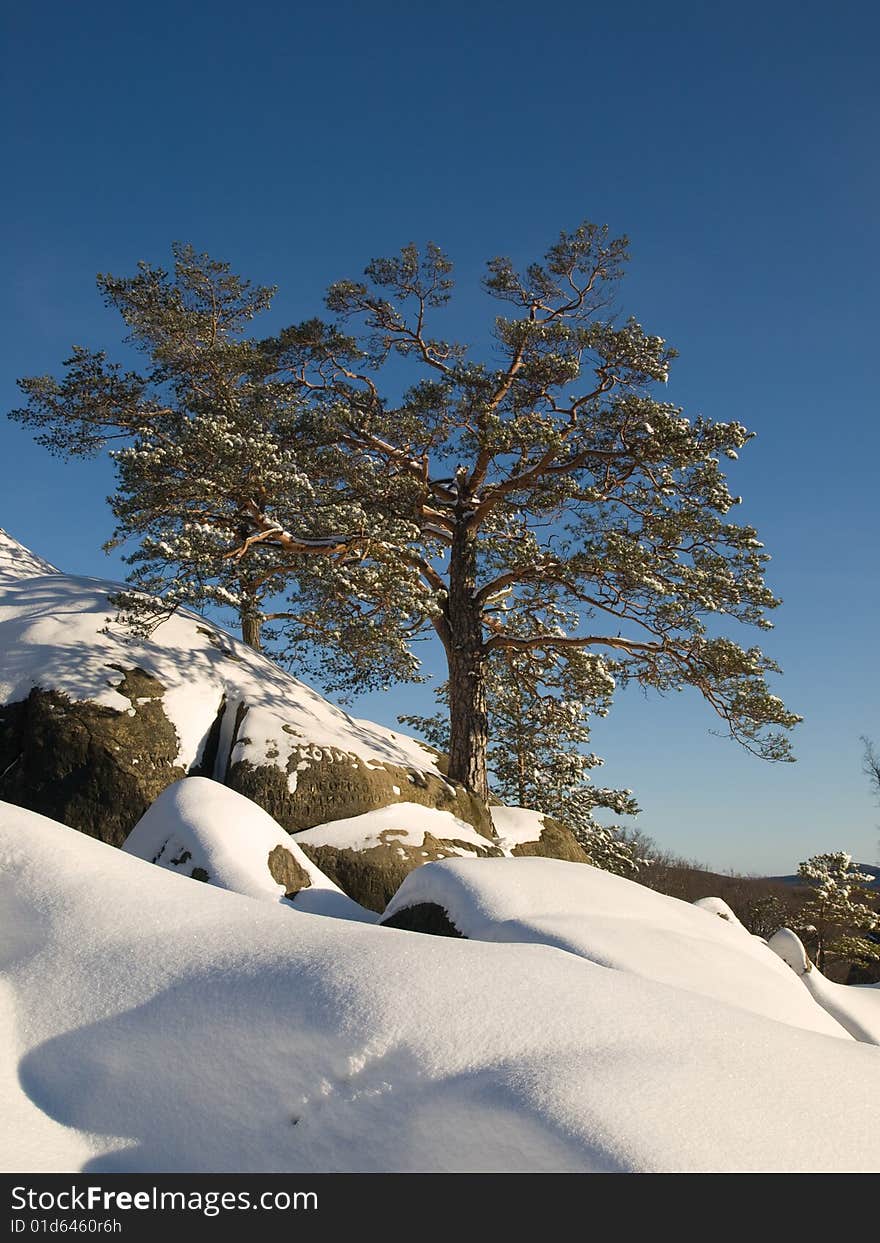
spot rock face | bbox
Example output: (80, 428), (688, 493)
(0, 670), (186, 848)
(266, 843), (313, 896)
(227, 731), (492, 838)
(292, 803), (507, 912)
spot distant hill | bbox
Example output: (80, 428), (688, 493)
(767, 864), (880, 891)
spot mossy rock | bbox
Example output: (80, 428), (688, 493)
(299, 831), (502, 913)
(0, 670), (186, 847)
(509, 815), (591, 864)
(227, 744), (493, 839)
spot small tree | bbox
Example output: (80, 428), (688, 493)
(795, 852), (880, 973)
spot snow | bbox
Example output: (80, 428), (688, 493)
(768, 929), (880, 1045)
(0, 527), (58, 584)
(122, 777), (375, 923)
(383, 858), (851, 1038)
(490, 804), (546, 848)
(0, 534), (440, 776)
(693, 896), (745, 927)
(297, 802), (493, 854)
(2, 804), (879, 1173)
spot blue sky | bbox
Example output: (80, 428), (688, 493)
(2, 1), (878, 872)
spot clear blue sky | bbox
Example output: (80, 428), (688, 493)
(2, 1), (878, 873)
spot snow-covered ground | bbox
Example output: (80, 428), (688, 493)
(3, 802), (879, 1174)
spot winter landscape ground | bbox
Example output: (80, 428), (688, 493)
(1, 531), (878, 1175)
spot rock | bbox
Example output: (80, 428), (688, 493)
(0, 534), (490, 855)
(380, 902), (464, 937)
(267, 843), (312, 896)
(508, 816), (591, 864)
(121, 777), (366, 911)
(300, 829), (503, 914)
(227, 731), (493, 838)
(0, 671), (186, 848)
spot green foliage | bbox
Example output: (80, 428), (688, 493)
(795, 852), (880, 971)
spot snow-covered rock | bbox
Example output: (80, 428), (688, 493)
(768, 928), (880, 1044)
(3, 803), (879, 1173)
(0, 530), (489, 850)
(296, 803), (502, 911)
(490, 803), (589, 862)
(123, 777), (375, 923)
(382, 857), (852, 1037)
(0, 528), (57, 585)
(693, 895), (745, 926)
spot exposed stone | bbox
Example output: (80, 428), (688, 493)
(227, 737), (493, 839)
(509, 816), (591, 864)
(0, 671), (186, 848)
(299, 831), (503, 913)
(380, 902), (464, 938)
(267, 843), (312, 896)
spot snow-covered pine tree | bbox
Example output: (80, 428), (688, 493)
(11, 245), (302, 649)
(795, 852), (880, 972)
(232, 224), (801, 796)
(402, 645), (642, 874)
(12, 224), (802, 797)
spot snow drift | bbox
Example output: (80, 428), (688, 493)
(123, 777), (375, 923)
(768, 928), (880, 1044)
(382, 857), (852, 1037)
(3, 801), (880, 1174)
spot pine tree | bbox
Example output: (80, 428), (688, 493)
(12, 245), (290, 648)
(795, 852), (880, 972)
(12, 224), (802, 797)
(243, 223), (801, 796)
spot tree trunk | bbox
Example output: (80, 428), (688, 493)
(445, 517), (490, 801)
(240, 611), (262, 651)
(239, 582), (262, 652)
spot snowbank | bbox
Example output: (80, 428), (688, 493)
(123, 777), (375, 923)
(3, 803), (879, 1173)
(383, 857), (851, 1037)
